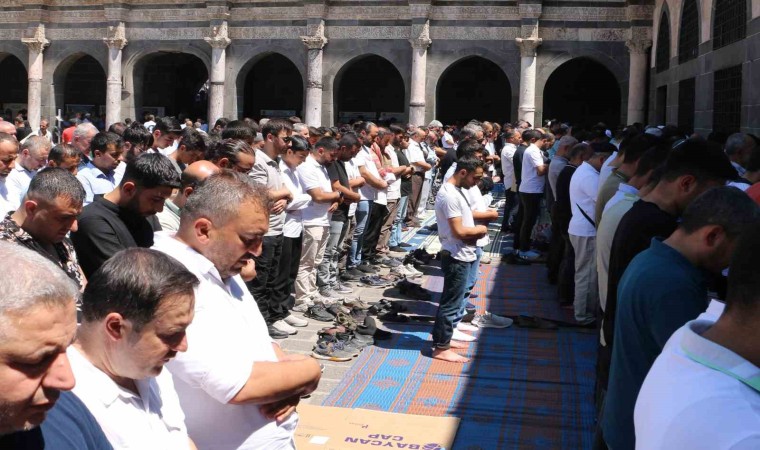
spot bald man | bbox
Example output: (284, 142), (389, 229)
(155, 160), (220, 231)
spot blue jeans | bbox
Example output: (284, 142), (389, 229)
(389, 196), (409, 247)
(349, 200), (371, 268)
(453, 247), (483, 328)
(316, 220), (349, 290)
(432, 251), (474, 349)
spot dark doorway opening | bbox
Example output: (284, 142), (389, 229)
(0, 55), (27, 120)
(63, 55), (106, 120)
(243, 54), (303, 120)
(436, 57), (511, 126)
(335, 55), (405, 124)
(655, 85), (668, 125)
(543, 58), (622, 128)
(139, 53), (208, 120)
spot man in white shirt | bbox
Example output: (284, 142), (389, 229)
(76, 132), (125, 205)
(149, 117), (182, 155)
(71, 248), (198, 449)
(0, 133), (20, 218)
(515, 129), (546, 261)
(404, 128), (431, 227)
(634, 229), (760, 449)
(568, 143), (612, 325)
(499, 128), (522, 233)
(378, 131), (411, 254)
(433, 157), (488, 363)
(416, 131), (440, 218)
(152, 172), (322, 450)
(19, 119), (54, 145)
(6, 136), (50, 209)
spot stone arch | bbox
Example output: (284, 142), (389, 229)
(434, 55), (512, 125)
(122, 43), (211, 121)
(653, 0), (679, 65)
(677, 0), (701, 63)
(536, 51), (627, 126)
(655, 6), (672, 72)
(49, 50), (107, 123)
(331, 53), (406, 124)
(233, 51), (305, 120)
(541, 57), (623, 128)
(0, 53), (28, 120)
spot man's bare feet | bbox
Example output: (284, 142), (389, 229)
(432, 348), (470, 363)
(449, 340), (469, 349)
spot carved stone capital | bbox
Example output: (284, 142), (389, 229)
(625, 38), (652, 55)
(515, 37), (542, 57)
(21, 24), (49, 54)
(205, 21), (231, 49)
(103, 22), (128, 50)
(301, 20), (327, 50)
(409, 20), (432, 49)
(306, 80), (323, 90)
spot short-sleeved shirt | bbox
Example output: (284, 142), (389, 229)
(512, 144), (526, 187)
(635, 319), (760, 449)
(501, 144), (517, 190)
(435, 182), (477, 262)
(68, 346), (191, 449)
(345, 160), (361, 217)
(396, 149), (412, 197)
(466, 186), (490, 248)
(602, 238), (709, 450)
(553, 164), (577, 236)
(76, 162), (117, 206)
(568, 161), (600, 237)
(6, 164), (36, 209)
(385, 145), (402, 200)
(298, 155), (333, 227)
(519, 144), (545, 194)
(0, 390), (113, 450)
(327, 160), (350, 223)
(405, 140), (425, 169)
(151, 233), (297, 450)
(355, 146), (378, 201)
(250, 149), (286, 236)
(71, 196), (157, 278)
(156, 199), (181, 233)
(281, 160), (312, 237)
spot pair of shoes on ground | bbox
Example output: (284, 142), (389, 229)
(396, 279), (432, 301)
(390, 264), (423, 279)
(268, 313), (310, 339)
(360, 275), (393, 287)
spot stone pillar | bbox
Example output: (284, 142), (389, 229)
(205, 22), (231, 128)
(408, 22), (432, 126)
(301, 21), (327, 127)
(104, 23), (127, 128)
(515, 37), (542, 126)
(21, 25), (49, 131)
(625, 39), (651, 125)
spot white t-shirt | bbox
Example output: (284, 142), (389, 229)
(635, 319), (760, 450)
(519, 144), (545, 194)
(466, 186), (490, 248)
(68, 346), (190, 450)
(356, 146), (378, 201)
(280, 160), (311, 238)
(484, 141), (497, 176)
(385, 145), (401, 201)
(297, 155), (333, 227)
(435, 182), (477, 262)
(405, 140), (425, 169)
(501, 143), (517, 190)
(442, 131), (455, 149)
(151, 234), (297, 450)
(568, 161), (600, 237)
(345, 160), (361, 217)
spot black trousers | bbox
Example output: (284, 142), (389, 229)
(546, 204), (564, 283)
(558, 232), (576, 303)
(362, 202), (388, 261)
(247, 234), (284, 325)
(518, 192), (542, 252)
(500, 189), (518, 232)
(271, 234), (302, 315)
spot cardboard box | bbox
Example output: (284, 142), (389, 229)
(295, 404), (459, 450)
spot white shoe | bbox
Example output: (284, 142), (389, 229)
(452, 328), (477, 342)
(404, 264), (423, 278)
(271, 319), (297, 335)
(474, 311), (514, 329)
(457, 322), (479, 332)
(391, 265), (413, 277)
(283, 314), (309, 327)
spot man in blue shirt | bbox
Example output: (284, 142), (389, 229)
(600, 186), (760, 450)
(76, 132), (124, 205)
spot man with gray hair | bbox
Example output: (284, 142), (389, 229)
(0, 132), (19, 218)
(404, 127), (431, 227)
(70, 122), (98, 169)
(152, 171), (322, 450)
(724, 132), (756, 178)
(6, 136), (51, 209)
(0, 241), (111, 448)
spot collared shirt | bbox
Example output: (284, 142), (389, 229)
(0, 212), (84, 289)
(356, 146), (379, 201)
(68, 347), (190, 450)
(635, 319), (760, 449)
(598, 150), (617, 193)
(76, 162), (117, 205)
(0, 178), (12, 218)
(568, 161), (600, 237)
(385, 144), (401, 200)
(596, 169), (631, 224)
(547, 154), (568, 199)
(603, 238), (709, 450)
(280, 159), (311, 238)
(6, 164), (37, 209)
(500, 143), (517, 190)
(250, 149), (285, 236)
(732, 160), (747, 177)
(156, 199), (181, 232)
(151, 233), (297, 450)
(405, 140), (425, 168)
(422, 142), (439, 180)
(297, 154), (333, 227)
(519, 144), (545, 194)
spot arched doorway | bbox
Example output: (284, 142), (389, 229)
(542, 58), (621, 128)
(436, 56), (511, 125)
(335, 55), (405, 124)
(136, 52), (208, 120)
(61, 55), (106, 124)
(243, 53), (303, 120)
(0, 55), (27, 120)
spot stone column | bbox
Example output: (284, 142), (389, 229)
(408, 22), (432, 126)
(301, 21), (327, 127)
(515, 37), (542, 126)
(625, 39), (651, 125)
(103, 23), (127, 128)
(21, 25), (49, 131)
(205, 22), (231, 128)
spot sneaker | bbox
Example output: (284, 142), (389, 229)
(342, 297), (370, 310)
(333, 282), (354, 294)
(343, 268), (365, 279)
(452, 328), (477, 342)
(271, 319), (297, 335)
(473, 311), (514, 328)
(357, 262), (378, 273)
(318, 333), (363, 356)
(267, 324), (290, 339)
(519, 250), (541, 260)
(317, 290), (342, 303)
(382, 258), (402, 268)
(404, 264), (423, 278)
(457, 322), (479, 332)
(390, 265), (413, 277)
(304, 304), (336, 322)
(291, 300), (314, 313)
(283, 314), (309, 327)
(311, 341), (354, 362)
(389, 246), (409, 253)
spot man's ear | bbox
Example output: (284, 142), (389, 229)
(183, 186), (194, 198)
(218, 158), (230, 168)
(23, 199), (38, 216)
(703, 225), (725, 248)
(121, 181), (137, 197)
(194, 218), (213, 244)
(104, 312), (128, 341)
